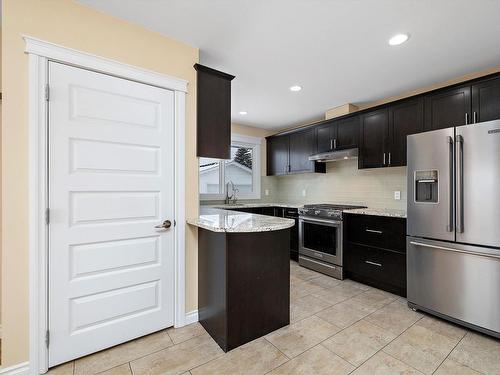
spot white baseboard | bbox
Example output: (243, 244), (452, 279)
(185, 310), (199, 325)
(0, 362), (30, 375)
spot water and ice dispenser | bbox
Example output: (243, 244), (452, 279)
(414, 170), (438, 203)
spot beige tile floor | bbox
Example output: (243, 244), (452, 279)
(49, 261), (500, 375)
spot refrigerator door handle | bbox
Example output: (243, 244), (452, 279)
(409, 241), (500, 260)
(456, 135), (464, 233)
(447, 136), (454, 232)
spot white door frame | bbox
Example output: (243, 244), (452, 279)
(25, 36), (188, 375)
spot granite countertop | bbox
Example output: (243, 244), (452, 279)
(187, 207), (295, 233)
(208, 202), (304, 209)
(344, 208), (407, 218)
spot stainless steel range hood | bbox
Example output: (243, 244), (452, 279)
(308, 148), (358, 162)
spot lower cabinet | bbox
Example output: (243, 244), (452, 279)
(344, 243), (406, 297)
(227, 206), (299, 261)
(344, 213), (407, 297)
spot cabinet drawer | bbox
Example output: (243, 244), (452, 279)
(284, 208), (298, 217)
(344, 214), (406, 252)
(344, 242), (406, 290)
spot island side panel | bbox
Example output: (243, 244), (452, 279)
(198, 228), (228, 350)
(226, 228), (291, 351)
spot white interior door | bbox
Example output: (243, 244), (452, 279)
(48, 62), (176, 366)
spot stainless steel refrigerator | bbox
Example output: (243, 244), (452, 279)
(407, 119), (500, 338)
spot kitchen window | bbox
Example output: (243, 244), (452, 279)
(199, 134), (262, 200)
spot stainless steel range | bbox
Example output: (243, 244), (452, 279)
(298, 204), (366, 279)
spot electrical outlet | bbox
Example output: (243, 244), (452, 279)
(302, 189), (307, 197)
(394, 191), (401, 200)
(265, 189), (269, 196)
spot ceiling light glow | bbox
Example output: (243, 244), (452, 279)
(290, 85), (302, 92)
(389, 33), (409, 46)
(239, 111), (248, 115)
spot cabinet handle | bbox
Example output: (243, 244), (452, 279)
(465, 113), (469, 125)
(365, 260), (382, 267)
(334, 139), (337, 149)
(330, 139), (333, 150)
(365, 229), (383, 234)
(473, 111), (477, 124)
(388, 152), (391, 165)
(383, 152), (386, 165)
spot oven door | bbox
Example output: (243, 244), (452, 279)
(299, 216), (342, 266)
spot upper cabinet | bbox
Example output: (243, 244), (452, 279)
(267, 129), (325, 176)
(424, 85), (471, 131)
(316, 116), (359, 153)
(359, 108), (388, 169)
(195, 64), (235, 159)
(267, 73), (500, 173)
(387, 98), (424, 166)
(359, 98), (423, 169)
(336, 116), (359, 149)
(471, 76), (500, 123)
(289, 128), (322, 173)
(267, 135), (289, 176)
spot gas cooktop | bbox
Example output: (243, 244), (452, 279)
(298, 203), (367, 220)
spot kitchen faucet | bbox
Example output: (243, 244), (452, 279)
(225, 181), (239, 204)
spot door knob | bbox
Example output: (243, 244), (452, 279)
(155, 220), (172, 229)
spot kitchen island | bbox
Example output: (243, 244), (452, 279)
(187, 207), (294, 351)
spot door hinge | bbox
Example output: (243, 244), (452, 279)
(45, 84), (50, 101)
(45, 330), (50, 348)
(45, 208), (50, 225)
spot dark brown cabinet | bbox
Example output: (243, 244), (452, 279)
(315, 116), (359, 153)
(472, 76), (500, 123)
(227, 206), (299, 261)
(359, 108), (388, 169)
(424, 85), (471, 131)
(388, 98), (424, 166)
(198, 228), (290, 351)
(266, 135), (289, 176)
(266, 73), (500, 173)
(289, 129), (317, 173)
(266, 130), (325, 176)
(195, 64), (235, 159)
(359, 98), (423, 169)
(344, 213), (407, 297)
(316, 121), (335, 153)
(336, 116), (360, 149)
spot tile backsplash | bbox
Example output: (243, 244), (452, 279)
(201, 159), (407, 210)
(266, 159), (407, 210)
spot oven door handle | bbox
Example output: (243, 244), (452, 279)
(299, 217), (342, 226)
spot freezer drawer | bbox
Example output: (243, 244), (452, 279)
(407, 237), (500, 337)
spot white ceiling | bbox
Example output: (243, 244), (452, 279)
(77, 0), (500, 130)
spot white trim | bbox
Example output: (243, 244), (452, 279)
(199, 133), (262, 201)
(174, 91), (186, 328)
(27, 38), (187, 374)
(0, 362), (30, 375)
(24, 36), (188, 93)
(185, 310), (199, 325)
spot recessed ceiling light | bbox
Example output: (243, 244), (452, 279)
(290, 85), (302, 92)
(239, 111), (248, 115)
(389, 33), (409, 46)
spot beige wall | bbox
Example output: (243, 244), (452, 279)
(0, 27), (2, 329)
(2, 0), (199, 367)
(270, 160), (406, 210)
